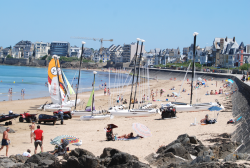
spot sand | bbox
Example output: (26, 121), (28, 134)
(0, 77), (234, 163)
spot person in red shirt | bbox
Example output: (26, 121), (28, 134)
(33, 125), (43, 154)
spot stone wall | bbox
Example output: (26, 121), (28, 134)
(229, 77), (250, 153)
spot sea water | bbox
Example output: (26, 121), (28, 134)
(0, 65), (130, 101)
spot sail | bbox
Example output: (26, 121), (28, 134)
(48, 57), (67, 104)
(62, 71), (75, 95)
(85, 73), (96, 112)
(85, 89), (94, 112)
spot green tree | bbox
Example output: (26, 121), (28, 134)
(99, 60), (103, 63)
(6, 55), (12, 58)
(239, 63), (249, 70)
(41, 55), (48, 60)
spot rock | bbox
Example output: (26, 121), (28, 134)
(191, 150), (217, 165)
(65, 156), (80, 168)
(0, 126), (15, 133)
(108, 152), (135, 166)
(100, 148), (121, 158)
(9, 155), (28, 163)
(69, 148), (95, 158)
(177, 134), (189, 142)
(224, 153), (237, 162)
(238, 153), (249, 160)
(182, 138), (190, 146)
(163, 143), (192, 160)
(0, 157), (21, 167)
(25, 152), (57, 167)
(222, 162), (246, 168)
(189, 136), (198, 144)
(78, 155), (102, 168)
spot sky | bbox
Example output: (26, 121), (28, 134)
(0, 0), (249, 53)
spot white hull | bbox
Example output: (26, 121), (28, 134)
(80, 115), (111, 120)
(109, 109), (156, 117)
(161, 102), (224, 112)
(71, 110), (102, 117)
(38, 99), (81, 111)
(43, 105), (71, 112)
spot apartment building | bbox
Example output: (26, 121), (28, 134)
(50, 41), (70, 57)
(12, 40), (34, 58)
(122, 43), (145, 63)
(34, 42), (50, 58)
(70, 46), (81, 58)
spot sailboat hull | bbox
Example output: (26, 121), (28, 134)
(109, 109), (156, 117)
(161, 102), (224, 112)
(80, 115), (111, 120)
(71, 110), (102, 117)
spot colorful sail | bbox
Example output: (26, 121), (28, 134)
(62, 71), (75, 95)
(48, 56), (67, 104)
(85, 72), (96, 111)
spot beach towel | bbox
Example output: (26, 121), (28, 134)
(116, 137), (141, 141)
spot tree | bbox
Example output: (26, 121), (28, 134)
(6, 55), (12, 58)
(99, 60), (103, 63)
(41, 55), (48, 60)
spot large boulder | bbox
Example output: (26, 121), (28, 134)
(25, 152), (57, 167)
(100, 148), (121, 158)
(162, 143), (191, 160)
(9, 155), (28, 163)
(69, 148), (95, 158)
(64, 156), (80, 168)
(0, 157), (23, 167)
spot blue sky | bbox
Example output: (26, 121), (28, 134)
(0, 0), (249, 52)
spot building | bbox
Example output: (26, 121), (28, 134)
(12, 40), (34, 58)
(165, 48), (181, 63)
(83, 48), (94, 58)
(212, 37), (239, 68)
(122, 43), (145, 63)
(50, 41), (70, 57)
(70, 46), (81, 58)
(34, 42), (50, 59)
(183, 47), (189, 56)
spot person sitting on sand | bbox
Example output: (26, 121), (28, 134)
(215, 90), (218, 95)
(118, 132), (134, 139)
(123, 99), (127, 104)
(210, 90), (214, 95)
(182, 88), (186, 92)
(200, 114), (210, 124)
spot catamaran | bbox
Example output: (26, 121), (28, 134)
(107, 38), (158, 117)
(70, 41), (112, 120)
(38, 55), (80, 111)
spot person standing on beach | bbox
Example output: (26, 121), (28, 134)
(117, 95), (119, 104)
(30, 121), (36, 143)
(0, 127), (10, 156)
(33, 125), (43, 154)
(104, 87), (106, 95)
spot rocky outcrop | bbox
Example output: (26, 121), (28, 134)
(146, 134), (250, 168)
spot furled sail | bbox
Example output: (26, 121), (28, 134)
(48, 57), (67, 104)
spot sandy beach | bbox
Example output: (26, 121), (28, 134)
(0, 77), (234, 164)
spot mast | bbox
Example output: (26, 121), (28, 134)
(109, 67), (111, 108)
(133, 39), (144, 109)
(74, 41), (85, 110)
(92, 71), (97, 116)
(190, 32), (198, 105)
(54, 56), (62, 105)
(129, 38), (140, 110)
